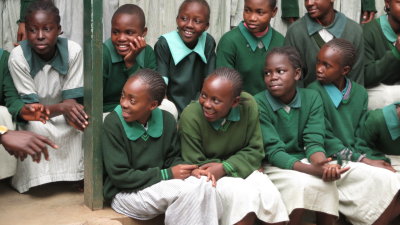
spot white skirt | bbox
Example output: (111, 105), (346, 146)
(0, 106), (17, 179)
(112, 176), (221, 225)
(336, 161), (400, 225)
(11, 115), (84, 193)
(367, 83), (400, 110)
(216, 170), (288, 225)
(264, 160), (339, 217)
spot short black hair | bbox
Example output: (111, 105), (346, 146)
(266, 46), (303, 71)
(25, 0), (60, 25)
(129, 69), (166, 106)
(178, 0), (211, 22)
(112, 4), (146, 28)
(245, 0), (277, 8)
(324, 38), (357, 68)
(206, 67), (243, 97)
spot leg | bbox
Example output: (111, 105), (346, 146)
(288, 209), (305, 225)
(235, 212), (256, 225)
(316, 211), (336, 225)
(372, 192), (400, 225)
(0, 106), (17, 179)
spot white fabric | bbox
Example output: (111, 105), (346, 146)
(335, 161), (400, 225)
(8, 40), (84, 193)
(0, 106), (17, 179)
(264, 160), (339, 217)
(319, 29), (334, 43)
(112, 176), (222, 225)
(367, 83), (400, 110)
(216, 170), (288, 225)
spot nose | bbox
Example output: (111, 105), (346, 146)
(117, 33), (127, 42)
(203, 99), (212, 109)
(37, 30), (45, 40)
(305, 0), (315, 7)
(120, 97), (128, 108)
(316, 63), (323, 73)
(249, 13), (257, 22)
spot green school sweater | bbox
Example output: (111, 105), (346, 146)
(0, 49), (24, 120)
(102, 108), (184, 201)
(285, 12), (365, 86)
(216, 23), (285, 95)
(179, 92), (264, 178)
(103, 39), (156, 112)
(362, 106), (400, 156)
(308, 80), (388, 162)
(363, 18), (400, 87)
(154, 34), (216, 114)
(255, 88), (326, 169)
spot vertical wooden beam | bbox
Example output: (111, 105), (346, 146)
(83, 0), (103, 210)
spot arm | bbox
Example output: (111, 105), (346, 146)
(154, 37), (171, 84)
(348, 25), (365, 85)
(361, 0), (376, 24)
(204, 35), (216, 77)
(281, 0), (299, 22)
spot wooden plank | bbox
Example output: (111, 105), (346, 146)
(83, 0), (104, 210)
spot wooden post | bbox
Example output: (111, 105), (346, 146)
(83, 0), (103, 210)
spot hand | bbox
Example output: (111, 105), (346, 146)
(19, 103), (50, 124)
(61, 99), (89, 131)
(0, 130), (58, 163)
(124, 36), (146, 69)
(199, 162), (226, 181)
(171, 164), (198, 179)
(14, 22), (27, 46)
(191, 168), (216, 187)
(395, 36), (400, 52)
(321, 164), (350, 182)
(283, 17), (298, 24)
(361, 158), (396, 172)
(361, 11), (376, 24)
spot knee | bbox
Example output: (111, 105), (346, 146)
(0, 106), (13, 127)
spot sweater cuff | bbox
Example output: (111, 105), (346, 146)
(161, 168), (173, 180)
(391, 47), (400, 60)
(362, 0), (377, 12)
(222, 161), (239, 177)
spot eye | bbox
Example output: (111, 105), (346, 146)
(112, 30), (119, 35)
(213, 98), (221, 104)
(264, 71), (271, 76)
(126, 30), (136, 35)
(200, 93), (207, 99)
(278, 69), (285, 74)
(194, 19), (202, 24)
(180, 16), (188, 21)
(257, 10), (264, 15)
(130, 98), (136, 105)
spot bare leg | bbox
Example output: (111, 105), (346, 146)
(372, 192), (400, 225)
(288, 209), (305, 225)
(235, 212), (257, 225)
(316, 212), (336, 225)
(261, 222), (287, 225)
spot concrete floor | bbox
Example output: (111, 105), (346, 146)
(0, 179), (163, 225)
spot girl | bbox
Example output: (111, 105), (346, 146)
(216, 0), (284, 95)
(103, 69), (220, 225)
(8, 1), (88, 193)
(255, 46), (346, 225)
(154, 0), (216, 114)
(180, 67), (288, 225)
(363, 0), (400, 109)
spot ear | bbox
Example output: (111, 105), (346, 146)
(149, 100), (158, 111)
(231, 95), (241, 108)
(142, 27), (148, 37)
(342, 65), (351, 76)
(58, 25), (62, 35)
(272, 7), (278, 18)
(294, 68), (302, 81)
(204, 22), (210, 31)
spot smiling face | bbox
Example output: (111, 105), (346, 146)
(264, 53), (301, 104)
(176, 1), (209, 48)
(386, 0), (400, 28)
(304, 0), (334, 22)
(111, 13), (147, 57)
(199, 76), (240, 122)
(243, 0), (277, 35)
(120, 76), (157, 124)
(316, 45), (349, 89)
(25, 10), (61, 61)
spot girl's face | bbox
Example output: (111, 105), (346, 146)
(386, 0), (400, 26)
(243, 0), (277, 35)
(305, 0), (333, 21)
(25, 10), (61, 61)
(111, 13), (147, 57)
(176, 2), (209, 48)
(264, 53), (301, 104)
(120, 77), (157, 124)
(199, 76), (240, 122)
(316, 46), (350, 88)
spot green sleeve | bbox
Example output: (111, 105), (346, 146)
(362, 0), (376, 12)
(216, 33), (236, 69)
(162, 113), (186, 169)
(361, 110), (380, 150)
(204, 34), (216, 77)
(102, 114), (167, 193)
(348, 24), (365, 85)
(19, 0), (37, 22)
(1, 51), (24, 120)
(146, 46), (157, 71)
(302, 92), (326, 160)
(281, 0), (299, 18)
(257, 97), (300, 169)
(154, 37), (172, 81)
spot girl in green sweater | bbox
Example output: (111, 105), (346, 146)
(255, 46), (346, 225)
(102, 69), (221, 225)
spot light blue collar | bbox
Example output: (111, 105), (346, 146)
(114, 105), (163, 141)
(323, 78), (351, 108)
(238, 21), (273, 52)
(264, 88), (301, 111)
(161, 30), (207, 65)
(104, 38), (146, 67)
(209, 106), (241, 131)
(379, 15), (397, 43)
(305, 11), (347, 38)
(382, 103), (400, 140)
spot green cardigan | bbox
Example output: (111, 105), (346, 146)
(363, 19), (400, 87)
(255, 88), (326, 169)
(179, 92), (264, 178)
(103, 39), (157, 112)
(285, 13), (365, 86)
(0, 49), (24, 120)
(216, 24), (284, 95)
(102, 109), (184, 201)
(308, 80), (388, 162)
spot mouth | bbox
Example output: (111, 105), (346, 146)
(247, 24), (258, 30)
(115, 44), (130, 53)
(203, 109), (216, 120)
(316, 74), (325, 80)
(35, 44), (48, 50)
(268, 84), (282, 90)
(182, 30), (194, 38)
(307, 8), (318, 15)
(122, 110), (131, 119)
